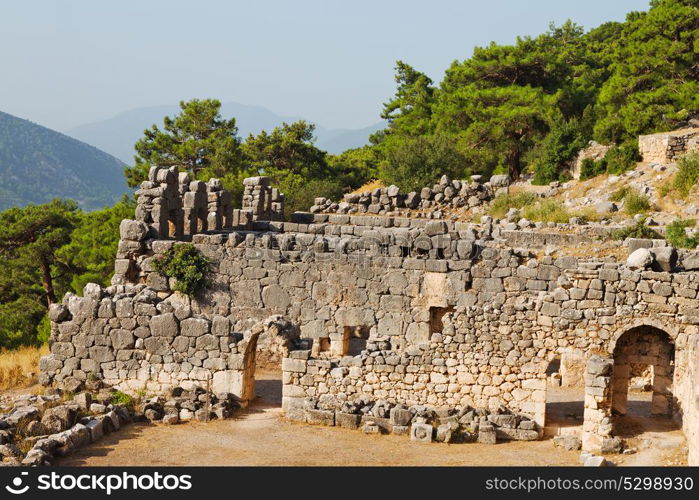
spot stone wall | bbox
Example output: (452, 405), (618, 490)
(39, 174), (699, 463)
(42, 216), (699, 454)
(570, 141), (612, 180)
(310, 174), (504, 216)
(638, 127), (699, 164)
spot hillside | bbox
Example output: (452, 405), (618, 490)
(65, 102), (384, 161)
(0, 111), (128, 211)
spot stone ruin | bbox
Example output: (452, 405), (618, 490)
(40, 168), (699, 464)
(639, 127), (699, 164)
(310, 174), (507, 216)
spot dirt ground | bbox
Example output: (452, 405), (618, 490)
(56, 373), (686, 467)
(545, 385), (688, 466)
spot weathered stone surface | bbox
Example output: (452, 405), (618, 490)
(119, 219), (149, 241)
(627, 248), (653, 269)
(150, 313), (178, 337)
(410, 423), (433, 443)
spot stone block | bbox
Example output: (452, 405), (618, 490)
(305, 409), (335, 426)
(335, 412), (360, 429)
(410, 422), (433, 443)
(478, 424), (497, 444)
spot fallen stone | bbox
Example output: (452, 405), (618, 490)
(584, 455), (608, 467)
(410, 423), (433, 443)
(553, 435), (582, 451)
(626, 248), (653, 269)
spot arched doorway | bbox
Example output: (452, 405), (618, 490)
(238, 316), (299, 409)
(611, 325), (675, 420)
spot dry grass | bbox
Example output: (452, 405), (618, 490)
(350, 179), (384, 195)
(0, 345), (48, 391)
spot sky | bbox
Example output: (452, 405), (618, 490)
(0, 0), (650, 132)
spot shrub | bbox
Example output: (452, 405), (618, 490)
(521, 199), (571, 223)
(154, 244), (210, 296)
(611, 218), (661, 240)
(488, 192), (538, 218)
(110, 390), (134, 409)
(609, 186), (631, 202)
(673, 152), (699, 198)
(604, 142), (640, 175)
(277, 176), (345, 218)
(608, 186), (650, 215)
(665, 219), (699, 249)
(622, 188), (651, 215)
(530, 119), (586, 185)
(579, 157), (605, 180)
(378, 133), (465, 192)
(579, 142), (640, 180)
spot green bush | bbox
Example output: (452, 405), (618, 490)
(604, 142), (640, 175)
(276, 176), (345, 219)
(154, 244), (210, 296)
(530, 119), (586, 185)
(610, 218), (661, 240)
(622, 189), (651, 215)
(521, 199), (571, 223)
(665, 219), (699, 249)
(579, 142), (640, 180)
(110, 391), (135, 408)
(378, 133), (465, 192)
(607, 186), (650, 215)
(579, 157), (605, 180)
(489, 192), (538, 218)
(609, 186), (631, 202)
(673, 152), (699, 198)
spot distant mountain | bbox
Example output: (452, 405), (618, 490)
(0, 111), (128, 211)
(65, 102), (384, 162)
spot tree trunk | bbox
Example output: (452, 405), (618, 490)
(507, 148), (521, 181)
(40, 256), (56, 307)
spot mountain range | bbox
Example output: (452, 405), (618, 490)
(65, 102), (384, 163)
(0, 111), (127, 211)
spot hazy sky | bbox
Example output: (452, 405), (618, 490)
(0, 0), (650, 131)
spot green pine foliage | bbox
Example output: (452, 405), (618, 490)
(0, 198), (135, 348)
(369, 0), (698, 189)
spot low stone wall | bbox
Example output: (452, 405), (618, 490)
(639, 127), (699, 164)
(310, 174), (503, 216)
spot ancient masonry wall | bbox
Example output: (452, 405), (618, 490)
(40, 174), (699, 463)
(310, 174), (504, 215)
(638, 127), (699, 164)
(42, 219), (699, 441)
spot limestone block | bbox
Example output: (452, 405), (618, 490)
(410, 422), (433, 443)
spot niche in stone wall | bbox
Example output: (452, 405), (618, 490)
(429, 306), (454, 335)
(312, 337), (331, 357)
(346, 326), (370, 356)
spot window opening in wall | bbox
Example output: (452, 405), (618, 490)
(345, 326), (369, 356)
(318, 337), (331, 353)
(429, 306), (454, 335)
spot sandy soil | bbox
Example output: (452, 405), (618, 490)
(55, 374), (686, 467)
(58, 371), (585, 467)
(545, 385), (688, 466)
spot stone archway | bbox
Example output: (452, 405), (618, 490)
(237, 316), (299, 407)
(611, 325), (675, 418)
